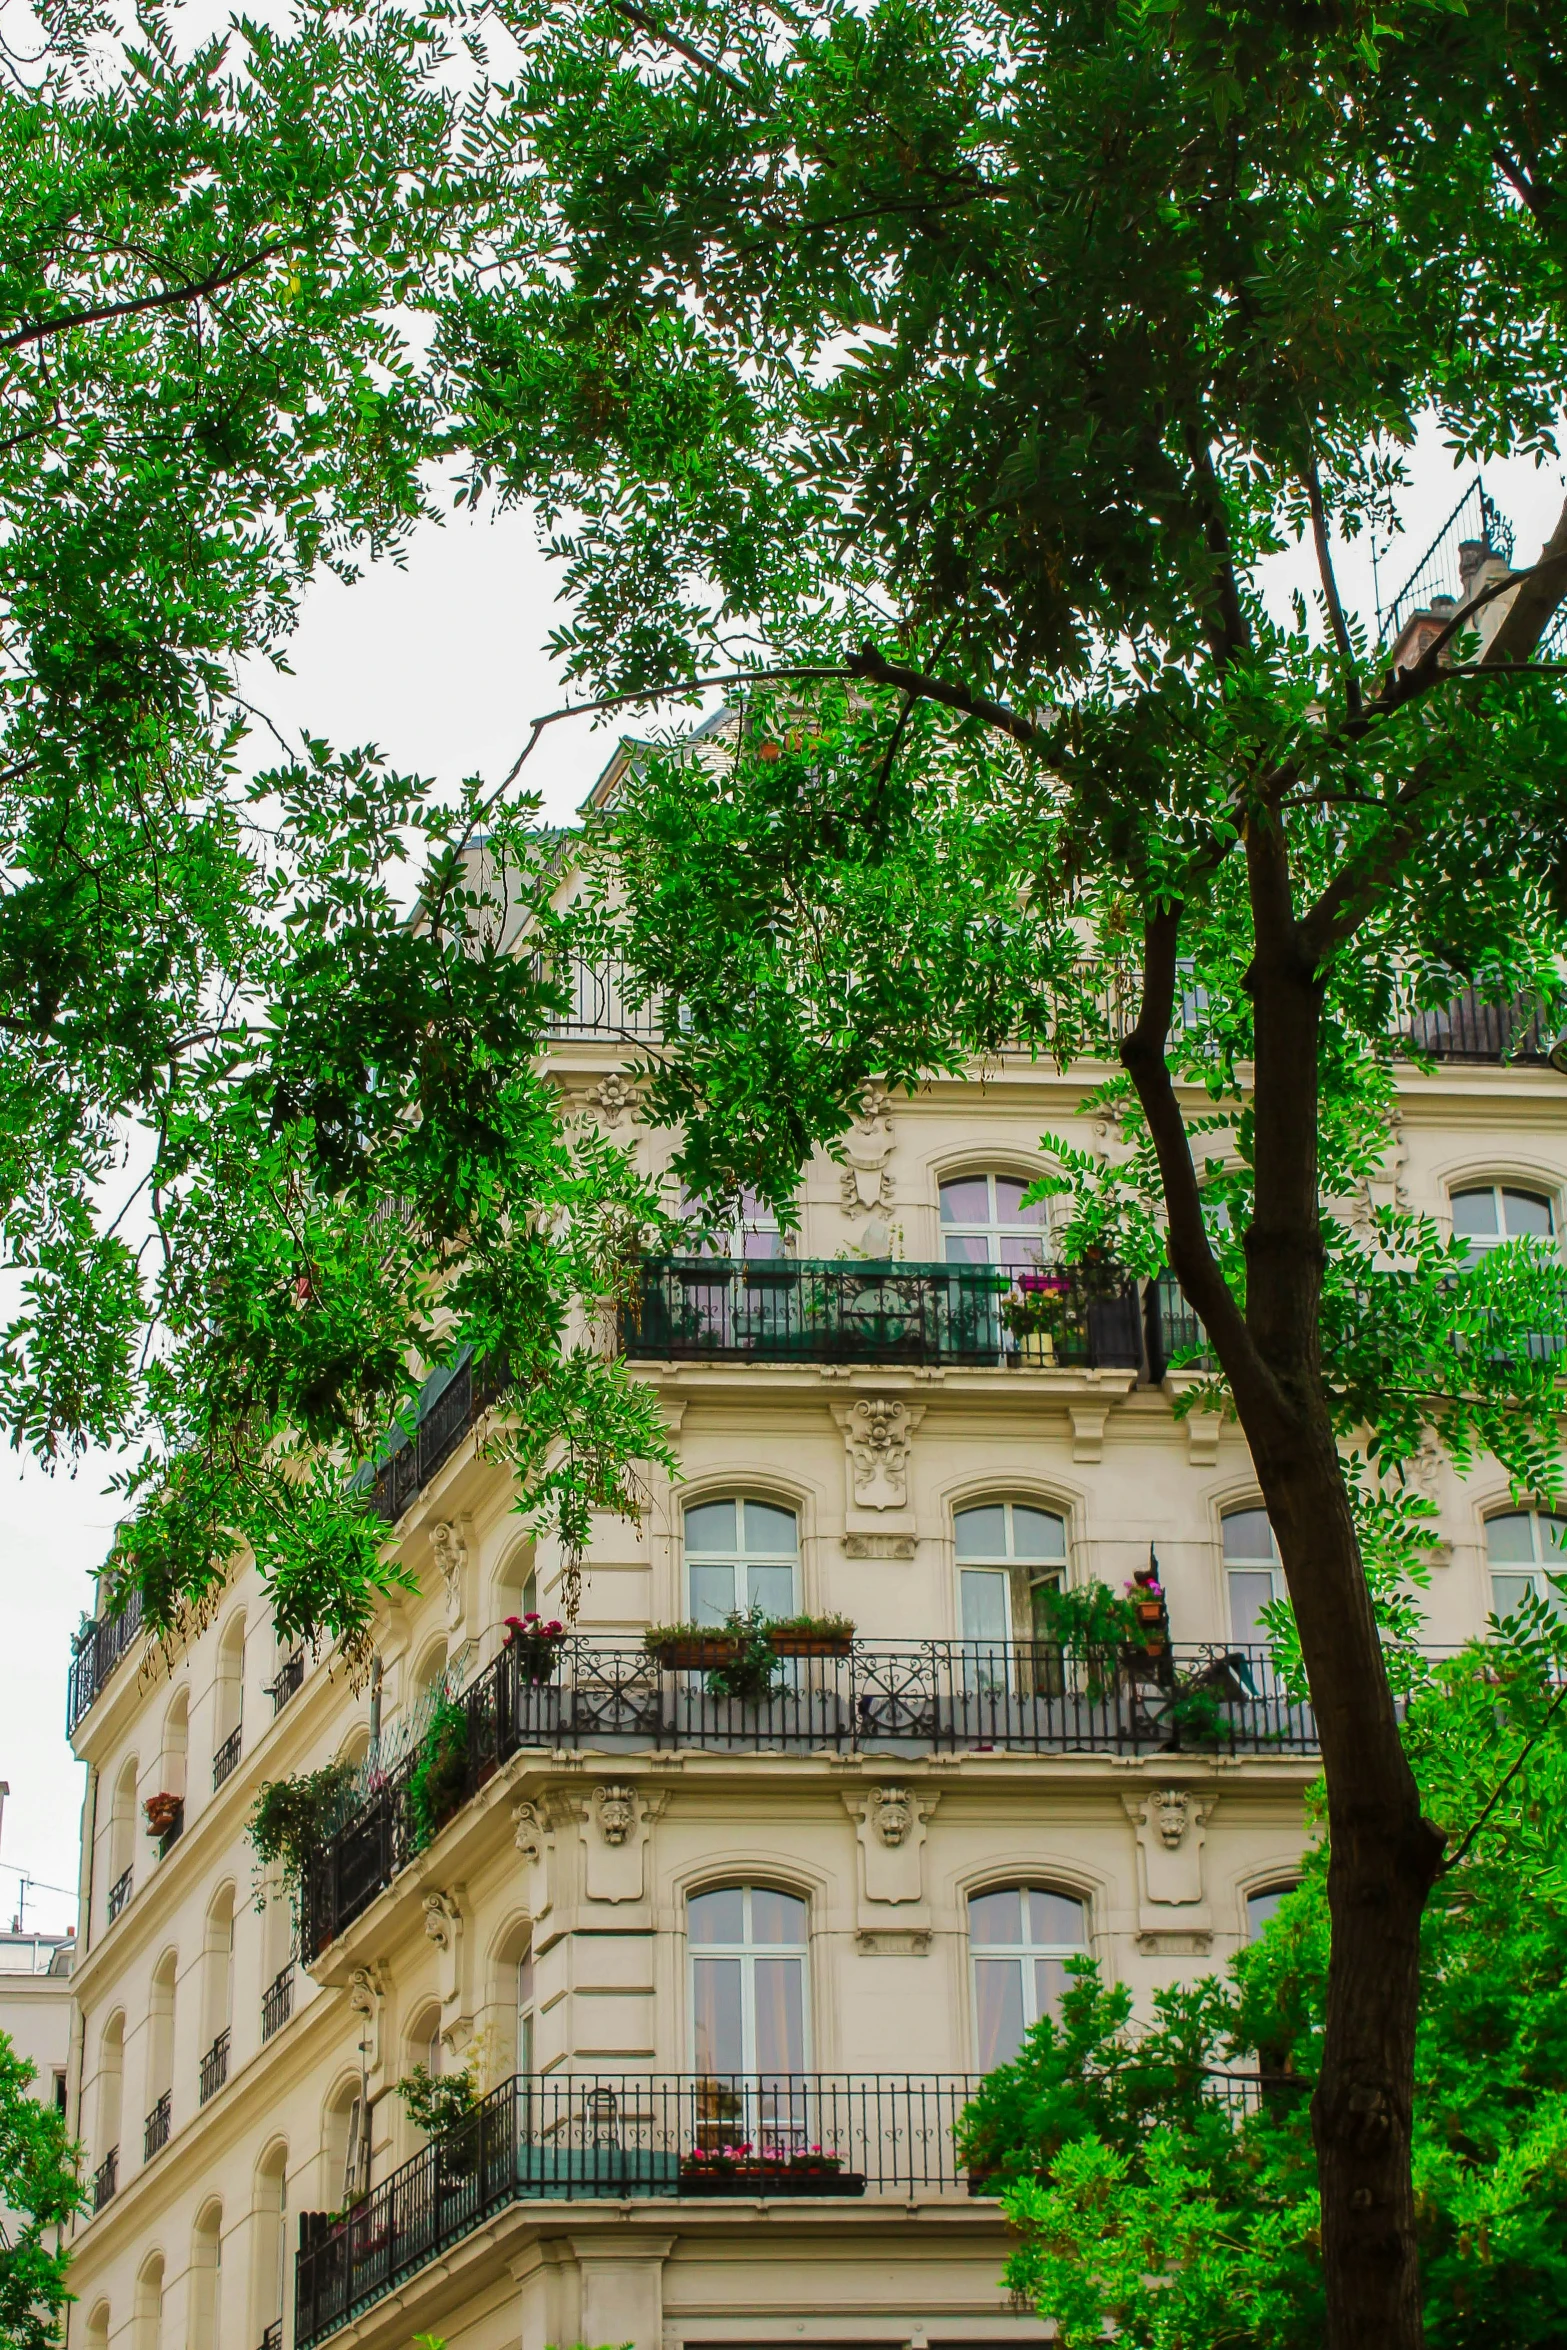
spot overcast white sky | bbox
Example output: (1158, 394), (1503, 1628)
(2, 425), (1563, 1933)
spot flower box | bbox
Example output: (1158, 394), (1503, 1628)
(766, 1627), (854, 1658)
(647, 1632), (738, 1671)
(678, 2162), (864, 2197)
(502, 1614), (568, 1685)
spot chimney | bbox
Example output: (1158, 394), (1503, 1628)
(1457, 538), (1490, 593)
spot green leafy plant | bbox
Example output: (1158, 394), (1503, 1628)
(705, 1608), (786, 1705)
(407, 1700), (469, 1853)
(248, 1761), (356, 1911)
(764, 1613), (856, 1641)
(0, 2029), (85, 2350)
(396, 2060), (481, 2143)
(1030, 1581), (1141, 1655)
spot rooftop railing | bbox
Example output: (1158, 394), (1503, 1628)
(622, 1256), (1143, 1371)
(66, 1586), (144, 1738)
(295, 2071), (984, 2347)
(299, 1635), (1311, 1961)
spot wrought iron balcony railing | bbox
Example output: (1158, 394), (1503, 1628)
(262, 1963), (295, 2042)
(143, 2091), (171, 2161)
(294, 2071), (982, 2347)
(198, 2030), (230, 2105)
(267, 1649), (305, 1714)
(212, 1727), (242, 1790)
(622, 1256), (1143, 1371)
(106, 1867), (132, 1924)
(66, 1585), (144, 1738)
(299, 1635), (1312, 1961)
(359, 1348), (508, 1527)
(91, 2149), (117, 2211)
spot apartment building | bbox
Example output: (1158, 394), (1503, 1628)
(60, 776), (1565, 2350)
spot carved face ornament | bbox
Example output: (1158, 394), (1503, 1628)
(1154, 1788), (1191, 1848)
(594, 1784), (635, 1845)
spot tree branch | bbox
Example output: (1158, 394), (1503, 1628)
(1306, 460), (1361, 717)
(608, 0), (748, 96)
(0, 246), (284, 356)
(846, 644), (1042, 746)
(1118, 906), (1263, 1391)
(1437, 1674), (1567, 1878)
(1482, 498), (1567, 668)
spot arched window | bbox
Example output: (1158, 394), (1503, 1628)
(84, 2301), (110, 2350)
(955, 1502), (1067, 1644)
(94, 2011), (124, 2175)
(145, 1949), (176, 2156)
(496, 1543), (539, 1634)
(1485, 1508), (1567, 1621)
(200, 1888), (234, 2098)
(158, 1690), (188, 1804)
(107, 1755), (138, 1919)
(516, 1945), (536, 2080)
(684, 1499), (799, 1625)
(133, 2254), (164, 2350)
(1245, 1884), (1296, 1941)
(1451, 1183), (1555, 1256)
(688, 1186), (785, 1261)
(1222, 1507), (1281, 1644)
(215, 1612), (246, 1747)
(189, 2202), (222, 2349)
(253, 2144), (289, 2346)
(324, 2077), (367, 2210)
(969, 1886), (1088, 2068)
(689, 1885), (808, 2074)
(939, 1174), (1049, 1270)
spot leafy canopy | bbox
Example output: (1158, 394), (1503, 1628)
(0, 2032), (84, 2350)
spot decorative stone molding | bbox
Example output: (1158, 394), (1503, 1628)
(1136, 1930), (1212, 1956)
(831, 1396), (924, 1532)
(1123, 1787), (1214, 1935)
(1184, 1409), (1222, 1466)
(839, 1084), (897, 1220)
(854, 1928), (932, 1956)
(423, 1887), (465, 2008)
(580, 1072), (641, 1133)
(573, 1783), (667, 1904)
(843, 1531), (917, 1560)
(346, 1965), (387, 2073)
(429, 1520), (469, 1630)
(842, 1785), (939, 1916)
(1069, 1404), (1109, 1463)
(511, 1799), (545, 1863)
(592, 1783), (635, 1846)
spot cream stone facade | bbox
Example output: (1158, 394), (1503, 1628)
(59, 893), (1565, 2350)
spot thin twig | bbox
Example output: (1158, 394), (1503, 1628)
(1437, 1674), (1567, 1877)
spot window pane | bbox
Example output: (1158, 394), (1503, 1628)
(685, 1501), (737, 1554)
(1012, 1507), (1067, 1562)
(746, 1563), (797, 1618)
(1228, 1569), (1276, 1644)
(995, 1177), (1047, 1226)
(1490, 1574), (1534, 1621)
(692, 1956), (744, 2072)
(1222, 1509), (1276, 1562)
(1485, 1513), (1537, 1563)
(969, 1888), (1024, 1946)
(962, 1570), (1012, 1643)
(943, 1233), (990, 1263)
(956, 1505), (1008, 1560)
(1503, 1189), (1554, 1237)
(1000, 1235), (1048, 1270)
(689, 1887), (746, 1945)
(1541, 1516), (1567, 1561)
(752, 1957), (805, 2072)
(743, 1502), (798, 1555)
(940, 1177), (991, 1224)
(1246, 1887), (1291, 1940)
(690, 1563), (738, 1626)
(1450, 1188), (1499, 1237)
(739, 1228), (787, 1260)
(1028, 1577), (1062, 1642)
(974, 1959), (1026, 2068)
(750, 1889), (808, 1945)
(1028, 1890), (1087, 1947)
(1034, 1955), (1071, 2023)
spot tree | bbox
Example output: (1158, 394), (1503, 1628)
(954, 1630), (1567, 2348)
(436, 3), (1567, 2341)
(0, 2031), (83, 2350)
(0, 2), (669, 1658)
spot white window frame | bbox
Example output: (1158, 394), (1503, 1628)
(938, 1172), (1052, 1268)
(1222, 1507), (1282, 1645)
(1484, 1507), (1567, 1622)
(687, 1884), (811, 2076)
(684, 1498), (800, 1625)
(968, 1885), (1089, 2068)
(955, 1501), (1069, 1646)
(1449, 1182), (1557, 1255)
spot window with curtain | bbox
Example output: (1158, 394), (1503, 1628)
(938, 1173), (1050, 1269)
(969, 1886), (1087, 2068)
(1485, 1509), (1567, 1621)
(1450, 1183), (1555, 1256)
(1222, 1507), (1281, 1643)
(954, 1501), (1068, 1644)
(688, 1186), (786, 1260)
(684, 1499), (799, 1625)
(689, 1885), (808, 2075)
(516, 1949), (535, 2079)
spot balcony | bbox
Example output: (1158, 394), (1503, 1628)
(143, 2090), (171, 2161)
(267, 1649), (305, 1714)
(212, 1727), (242, 1790)
(300, 1635), (1312, 1961)
(294, 2070), (981, 2347)
(621, 1256), (1143, 1371)
(198, 2029), (230, 2105)
(66, 1585), (144, 1738)
(91, 2149), (117, 2211)
(262, 1963), (295, 2042)
(359, 1348), (507, 1526)
(105, 1867), (132, 1924)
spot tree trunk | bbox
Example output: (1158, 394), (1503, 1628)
(1124, 891), (1446, 2350)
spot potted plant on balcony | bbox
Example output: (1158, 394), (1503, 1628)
(705, 1607), (786, 1703)
(409, 1699), (471, 1852)
(764, 1612), (856, 1659)
(143, 1791), (182, 1841)
(397, 2050), (485, 2190)
(645, 1620), (742, 1672)
(248, 1758), (357, 1915)
(502, 1612), (568, 1684)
